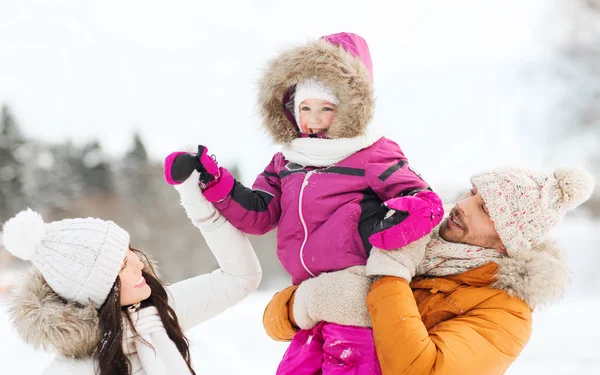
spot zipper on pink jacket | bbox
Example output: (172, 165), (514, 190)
(298, 170), (316, 279)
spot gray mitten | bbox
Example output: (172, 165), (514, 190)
(292, 266), (373, 329)
(366, 234), (431, 281)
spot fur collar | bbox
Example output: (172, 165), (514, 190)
(281, 133), (381, 167)
(8, 268), (100, 358)
(258, 38), (374, 145)
(492, 239), (570, 308)
(414, 238), (570, 309)
(9, 261), (159, 359)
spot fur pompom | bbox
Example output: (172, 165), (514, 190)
(2, 208), (46, 261)
(554, 167), (595, 210)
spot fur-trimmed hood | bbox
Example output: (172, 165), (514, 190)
(8, 261), (159, 359)
(258, 32), (374, 145)
(491, 239), (570, 308)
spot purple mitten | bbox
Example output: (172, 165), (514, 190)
(194, 145), (234, 202)
(368, 190), (443, 250)
(163, 145), (234, 202)
(164, 151), (190, 185)
(414, 190), (444, 225)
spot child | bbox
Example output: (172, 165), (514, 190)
(4, 171), (261, 375)
(164, 32), (444, 374)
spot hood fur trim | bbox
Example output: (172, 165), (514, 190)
(258, 38), (374, 145)
(8, 268), (100, 358)
(9, 259), (160, 358)
(492, 239), (570, 308)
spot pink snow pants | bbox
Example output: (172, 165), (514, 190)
(276, 322), (382, 375)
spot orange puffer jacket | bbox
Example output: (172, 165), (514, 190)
(263, 241), (569, 375)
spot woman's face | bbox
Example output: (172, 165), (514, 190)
(119, 250), (152, 306)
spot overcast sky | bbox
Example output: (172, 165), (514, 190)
(1, 0), (571, 189)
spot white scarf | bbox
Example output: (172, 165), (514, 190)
(123, 306), (193, 375)
(416, 228), (505, 277)
(281, 133), (381, 167)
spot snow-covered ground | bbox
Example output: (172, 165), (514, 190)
(1, 216), (599, 374)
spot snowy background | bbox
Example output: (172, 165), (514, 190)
(1, 0), (600, 373)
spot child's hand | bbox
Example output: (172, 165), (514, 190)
(368, 190), (443, 250)
(164, 145), (220, 187)
(164, 145), (235, 203)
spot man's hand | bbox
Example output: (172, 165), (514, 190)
(366, 234), (431, 281)
(292, 266), (373, 329)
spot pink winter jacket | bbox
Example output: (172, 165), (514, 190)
(214, 32), (435, 284)
(215, 137), (429, 284)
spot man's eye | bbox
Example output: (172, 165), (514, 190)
(301, 106), (310, 111)
(323, 107), (333, 111)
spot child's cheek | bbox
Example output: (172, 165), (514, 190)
(299, 113), (309, 132)
(324, 112), (336, 127)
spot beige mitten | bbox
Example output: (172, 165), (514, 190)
(292, 266), (373, 329)
(366, 234), (431, 281)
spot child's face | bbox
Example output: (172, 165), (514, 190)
(298, 98), (337, 135)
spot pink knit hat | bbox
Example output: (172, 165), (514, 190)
(470, 167), (595, 256)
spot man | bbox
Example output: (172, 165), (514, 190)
(263, 166), (594, 375)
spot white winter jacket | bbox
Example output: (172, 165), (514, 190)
(9, 173), (262, 374)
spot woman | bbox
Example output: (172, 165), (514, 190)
(5, 170), (262, 375)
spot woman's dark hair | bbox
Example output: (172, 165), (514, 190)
(94, 248), (196, 375)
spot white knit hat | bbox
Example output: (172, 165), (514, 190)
(2, 209), (130, 307)
(470, 167), (595, 256)
(294, 77), (339, 129)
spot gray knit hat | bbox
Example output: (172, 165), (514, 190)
(2, 208), (130, 307)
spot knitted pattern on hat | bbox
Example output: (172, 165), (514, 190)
(294, 77), (339, 128)
(470, 167), (594, 256)
(3, 209), (130, 308)
(416, 227), (505, 277)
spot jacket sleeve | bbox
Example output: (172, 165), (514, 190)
(367, 277), (533, 375)
(262, 285), (300, 342)
(43, 359), (95, 375)
(167, 172), (263, 332)
(213, 155), (282, 235)
(365, 137), (431, 201)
